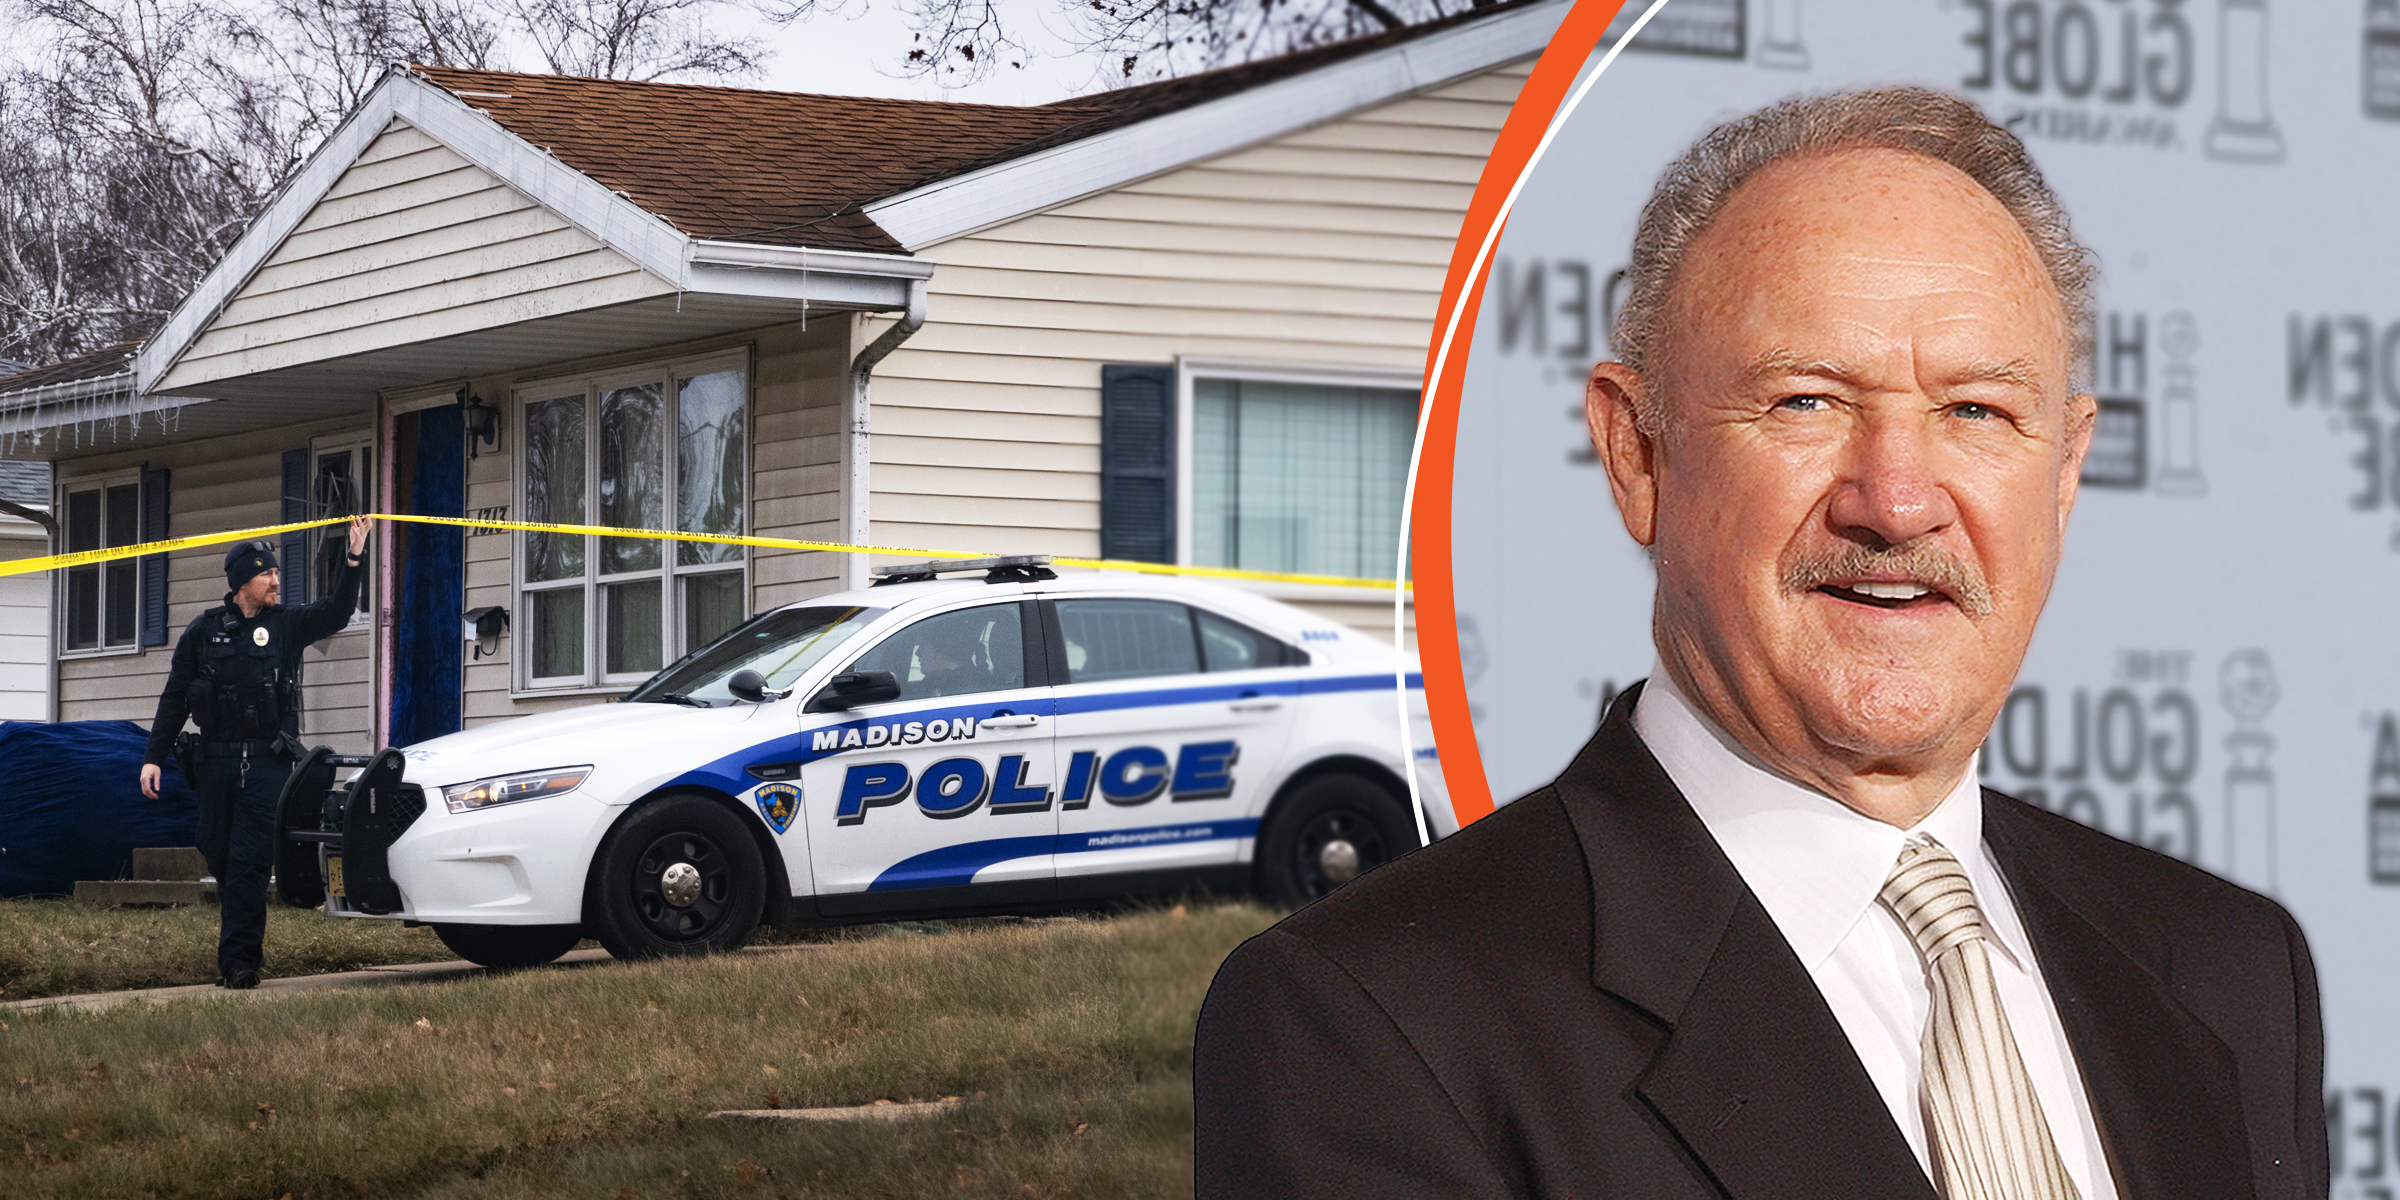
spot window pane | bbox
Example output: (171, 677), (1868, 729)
(1057, 599), (1199, 684)
(104, 484), (139, 547)
(599, 382), (663, 575)
(531, 589), (584, 679)
(605, 578), (663, 675)
(524, 396), (587, 583)
(1198, 610), (1286, 672)
(677, 368), (746, 567)
(67, 566), (98, 649)
(847, 604), (1027, 701)
(1191, 379), (1417, 580)
(631, 604), (881, 704)
(105, 560), (137, 645)
(682, 571), (745, 655)
(313, 449), (368, 616)
(67, 489), (100, 552)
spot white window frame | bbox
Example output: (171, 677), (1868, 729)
(307, 431), (375, 633)
(1173, 357), (1422, 599)
(55, 468), (147, 659)
(512, 347), (753, 694)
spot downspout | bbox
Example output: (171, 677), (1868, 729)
(844, 279), (927, 590)
(0, 499), (55, 544)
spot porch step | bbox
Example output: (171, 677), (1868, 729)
(130, 847), (209, 880)
(76, 879), (216, 906)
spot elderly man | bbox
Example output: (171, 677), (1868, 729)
(1193, 87), (2324, 1198)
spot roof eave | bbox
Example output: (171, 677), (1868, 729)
(140, 69), (936, 396)
(862, 0), (1568, 250)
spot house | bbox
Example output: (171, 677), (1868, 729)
(0, 0), (1561, 751)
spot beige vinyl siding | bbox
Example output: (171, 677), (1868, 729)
(157, 120), (675, 395)
(0, 525), (52, 721)
(864, 61), (1528, 644)
(51, 419), (376, 752)
(455, 318), (850, 726)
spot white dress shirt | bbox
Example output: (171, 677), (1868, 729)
(1632, 667), (2120, 1200)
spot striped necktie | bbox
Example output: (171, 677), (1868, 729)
(1880, 840), (2081, 1200)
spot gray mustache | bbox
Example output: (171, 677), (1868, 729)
(1781, 542), (1994, 618)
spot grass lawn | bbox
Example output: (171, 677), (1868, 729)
(0, 900), (470, 999)
(0, 899), (1005, 1000)
(0, 903), (1277, 1198)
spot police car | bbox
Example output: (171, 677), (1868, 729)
(274, 556), (1449, 967)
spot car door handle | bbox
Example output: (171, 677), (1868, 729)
(979, 714), (1041, 729)
(1228, 701), (1283, 713)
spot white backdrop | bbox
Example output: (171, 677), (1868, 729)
(1451, 0), (2400, 1187)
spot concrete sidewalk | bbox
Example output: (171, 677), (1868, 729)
(2, 948), (622, 1014)
(2, 943), (827, 1015)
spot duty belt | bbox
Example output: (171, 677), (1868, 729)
(203, 739), (287, 758)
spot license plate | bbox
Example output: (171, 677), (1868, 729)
(326, 855), (346, 897)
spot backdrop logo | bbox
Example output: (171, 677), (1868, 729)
(2203, 0), (2286, 162)
(2081, 309), (2204, 491)
(1953, 0), (2283, 161)
(2370, 711), (2400, 884)
(1490, 255), (1628, 463)
(2218, 648), (2280, 891)
(2366, 0), (2400, 119)
(2285, 312), (2400, 550)
(1604, 0), (1747, 59)
(1981, 649), (2209, 871)
(1956, 0), (2194, 150)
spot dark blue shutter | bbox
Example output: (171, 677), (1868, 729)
(1099, 364), (1175, 563)
(139, 467), (169, 645)
(280, 448), (310, 606)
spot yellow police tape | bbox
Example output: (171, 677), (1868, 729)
(0, 512), (1412, 592)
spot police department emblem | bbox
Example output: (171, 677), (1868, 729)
(252, 627), (270, 647)
(754, 783), (799, 834)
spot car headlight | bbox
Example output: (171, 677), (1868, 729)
(442, 767), (592, 814)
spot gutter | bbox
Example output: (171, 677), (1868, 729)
(843, 278), (928, 589)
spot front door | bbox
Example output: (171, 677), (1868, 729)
(1048, 596), (1296, 897)
(799, 599), (1057, 916)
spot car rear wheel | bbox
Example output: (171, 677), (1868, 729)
(1256, 773), (1419, 910)
(432, 922), (584, 969)
(587, 795), (765, 960)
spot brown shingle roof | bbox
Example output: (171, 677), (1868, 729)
(409, 2), (1526, 253)
(0, 341), (139, 397)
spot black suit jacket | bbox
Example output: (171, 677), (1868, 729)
(1195, 686), (2327, 1199)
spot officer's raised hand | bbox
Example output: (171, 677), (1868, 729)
(347, 514), (370, 560)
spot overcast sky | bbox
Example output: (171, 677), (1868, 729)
(741, 1), (1109, 106)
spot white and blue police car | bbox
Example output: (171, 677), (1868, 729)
(276, 555), (1448, 967)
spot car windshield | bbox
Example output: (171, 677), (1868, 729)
(626, 605), (885, 705)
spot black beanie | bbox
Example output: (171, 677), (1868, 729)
(225, 541), (279, 591)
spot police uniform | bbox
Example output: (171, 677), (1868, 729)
(143, 540), (362, 987)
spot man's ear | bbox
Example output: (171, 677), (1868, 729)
(1586, 362), (1660, 547)
(2056, 390), (2098, 524)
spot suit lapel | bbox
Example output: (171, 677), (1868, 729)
(1558, 687), (1937, 1200)
(1985, 795), (2258, 1199)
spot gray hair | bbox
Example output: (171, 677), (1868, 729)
(1612, 85), (2096, 429)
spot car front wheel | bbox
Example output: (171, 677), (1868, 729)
(1256, 773), (1419, 910)
(587, 795), (766, 960)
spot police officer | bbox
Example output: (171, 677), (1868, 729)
(139, 515), (370, 988)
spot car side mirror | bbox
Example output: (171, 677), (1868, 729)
(726, 669), (775, 704)
(806, 670), (901, 713)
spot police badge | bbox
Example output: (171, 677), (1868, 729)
(754, 783), (800, 834)
(253, 627), (270, 647)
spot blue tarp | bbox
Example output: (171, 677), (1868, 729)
(0, 720), (197, 897)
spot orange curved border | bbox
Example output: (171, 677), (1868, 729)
(1412, 0), (1628, 827)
